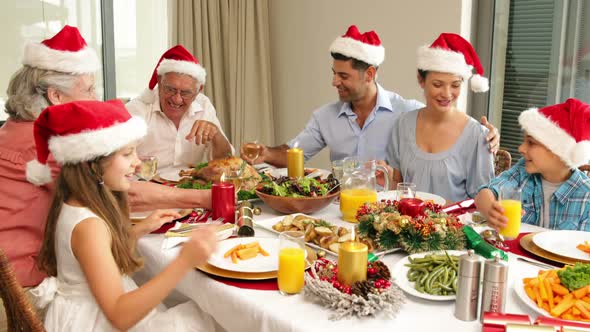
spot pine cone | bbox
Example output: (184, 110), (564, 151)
(372, 261), (391, 280)
(352, 280), (373, 299)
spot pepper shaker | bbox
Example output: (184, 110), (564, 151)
(455, 249), (482, 321)
(480, 255), (509, 321)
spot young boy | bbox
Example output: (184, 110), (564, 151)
(476, 98), (590, 231)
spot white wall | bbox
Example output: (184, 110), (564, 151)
(268, 0), (470, 168)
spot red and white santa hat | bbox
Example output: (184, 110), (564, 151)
(22, 25), (99, 74)
(329, 25), (385, 67)
(26, 100), (147, 186)
(417, 33), (489, 92)
(148, 45), (206, 89)
(519, 98), (590, 169)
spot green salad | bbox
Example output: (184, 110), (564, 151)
(258, 176), (337, 198)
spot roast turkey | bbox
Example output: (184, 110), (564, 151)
(190, 156), (262, 190)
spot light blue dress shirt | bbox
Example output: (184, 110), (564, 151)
(287, 84), (423, 162)
(387, 110), (495, 202)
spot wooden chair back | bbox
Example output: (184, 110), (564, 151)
(0, 249), (45, 332)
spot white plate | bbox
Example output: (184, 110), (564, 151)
(266, 168), (331, 179)
(158, 167), (186, 182)
(207, 237), (280, 273)
(254, 213), (400, 256)
(378, 190), (446, 206)
(392, 250), (465, 301)
(130, 208), (187, 220)
(532, 231), (590, 262)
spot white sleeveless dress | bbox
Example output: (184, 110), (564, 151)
(31, 203), (216, 331)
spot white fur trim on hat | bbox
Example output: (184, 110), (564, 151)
(329, 37), (385, 66)
(470, 74), (489, 92)
(22, 42), (99, 74)
(417, 45), (472, 79)
(26, 159), (53, 186)
(49, 117), (147, 164)
(157, 59), (206, 85)
(519, 109), (590, 169)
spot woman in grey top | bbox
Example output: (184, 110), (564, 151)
(385, 33), (494, 203)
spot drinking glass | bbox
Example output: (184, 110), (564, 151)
(137, 156), (158, 181)
(331, 159), (344, 182)
(222, 170), (244, 202)
(277, 231), (306, 295)
(240, 139), (262, 161)
(498, 186), (522, 240)
(397, 182), (416, 200)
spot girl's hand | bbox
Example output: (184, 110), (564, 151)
(483, 201), (508, 231)
(143, 209), (182, 233)
(178, 226), (218, 267)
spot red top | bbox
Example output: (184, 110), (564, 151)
(0, 120), (59, 286)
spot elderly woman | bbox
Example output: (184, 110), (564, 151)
(0, 26), (99, 291)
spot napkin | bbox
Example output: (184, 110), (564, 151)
(161, 222), (235, 250)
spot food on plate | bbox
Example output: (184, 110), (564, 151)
(405, 252), (459, 296)
(271, 215), (353, 252)
(522, 266), (590, 321)
(223, 241), (269, 264)
(258, 175), (339, 198)
(577, 241), (590, 254)
(176, 156), (265, 200)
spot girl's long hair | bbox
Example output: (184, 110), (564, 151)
(38, 157), (142, 276)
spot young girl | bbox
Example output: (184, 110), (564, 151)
(27, 100), (218, 331)
(385, 33), (495, 202)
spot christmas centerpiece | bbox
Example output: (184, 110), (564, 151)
(304, 258), (405, 320)
(357, 199), (466, 254)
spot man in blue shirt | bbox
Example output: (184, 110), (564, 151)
(241, 25), (499, 167)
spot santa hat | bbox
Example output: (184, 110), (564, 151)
(22, 25), (99, 74)
(329, 25), (385, 67)
(519, 98), (590, 169)
(26, 100), (147, 186)
(148, 45), (206, 89)
(417, 33), (489, 92)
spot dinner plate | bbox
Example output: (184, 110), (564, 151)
(532, 231), (590, 262)
(377, 191), (446, 206)
(514, 277), (550, 317)
(519, 233), (574, 266)
(254, 213), (400, 257)
(157, 167), (185, 182)
(207, 237), (282, 273)
(267, 168), (331, 179)
(392, 250), (465, 301)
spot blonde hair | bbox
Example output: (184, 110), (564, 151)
(5, 66), (80, 121)
(38, 156), (142, 276)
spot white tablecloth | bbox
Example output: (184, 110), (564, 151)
(135, 202), (547, 332)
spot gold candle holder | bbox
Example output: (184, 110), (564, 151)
(337, 241), (368, 286)
(287, 147), (304, 178)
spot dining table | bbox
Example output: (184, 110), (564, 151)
(133, 200), (553, 332)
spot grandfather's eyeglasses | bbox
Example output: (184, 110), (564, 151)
(161, 85), (197, 100)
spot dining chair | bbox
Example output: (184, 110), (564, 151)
(0, 249), (45, 332)
(494, 149), (512, 176)
(580, 164), (590, 176)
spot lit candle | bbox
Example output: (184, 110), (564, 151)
(337, 238), (368, 286)
(287, 147), (304, 178)
(211, 182), (235, 223)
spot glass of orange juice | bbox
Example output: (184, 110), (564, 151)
(277, 231), (306, 295)
(498, 187), (522, 240)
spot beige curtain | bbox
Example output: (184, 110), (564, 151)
(173, 0), (274, 149)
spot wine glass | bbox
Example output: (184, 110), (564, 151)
(136, 156), (158, 181)
(396, 182), (416, 200)
(240, 139), (262, 161)
(331, 159), (344, 182)
(223, 169), (244, 202)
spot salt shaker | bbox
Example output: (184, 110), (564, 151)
(480, 255), (508, 320)
(455, 249), (482, 321)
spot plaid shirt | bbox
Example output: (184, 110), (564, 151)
(480, 158), (590, 231)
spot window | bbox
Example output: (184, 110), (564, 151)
(491, 0), (590, 157)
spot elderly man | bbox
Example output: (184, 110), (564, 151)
(242, 25), (499, 166)
(126, 45), (233, 169)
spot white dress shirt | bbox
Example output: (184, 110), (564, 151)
(126, 88), (233, 169)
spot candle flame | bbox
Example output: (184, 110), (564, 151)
(292, 141), (299, 149)
(351, 226), (355, 242)
(220, 172), (226, 183)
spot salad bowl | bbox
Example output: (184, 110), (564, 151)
(255, 188), (340, 214)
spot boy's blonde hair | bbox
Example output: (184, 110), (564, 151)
(38, 156), (142, 276)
